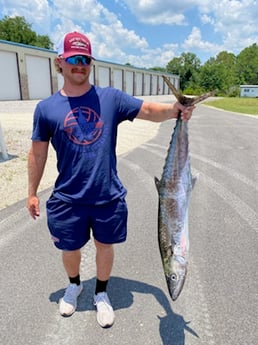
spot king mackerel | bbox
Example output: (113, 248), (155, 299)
(155, 76), (215, 300)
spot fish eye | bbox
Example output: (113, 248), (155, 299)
(171, 274), (177, 281)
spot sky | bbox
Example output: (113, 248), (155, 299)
(1, 0), (258, 68)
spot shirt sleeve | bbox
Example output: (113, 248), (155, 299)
(31, 103), (51, 142)
(116, 90), (143, 123)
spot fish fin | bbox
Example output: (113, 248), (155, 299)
(154, 176), (160, 191)
(163, 75), (215, 106)
(162, 76), (182, 100)
(190, 90), (216, 105)
(192, 175), (199, 189)
(167, 245), (173, 257)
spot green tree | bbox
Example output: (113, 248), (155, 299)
(236, 43), (258, 85)
(35, 35), (53, 50)
(0, 15), (53, 49)
(166, 56), (181, 75)
(198, 58), (222, 91)
(216, 51), (239, 95)
(164, 44), (258, 96)
(198, 51), (239, 95)
(149, 66), (166, 72)
(166, 52), (201, 91)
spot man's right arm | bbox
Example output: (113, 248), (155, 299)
(27, 141), (49, 219)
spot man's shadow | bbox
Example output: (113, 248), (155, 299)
(49, 276), (198, 345)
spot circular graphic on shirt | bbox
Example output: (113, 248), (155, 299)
(64, 106), (103, 145)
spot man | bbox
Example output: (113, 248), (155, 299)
(27, 31), (194, 328)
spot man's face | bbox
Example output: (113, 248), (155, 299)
(57, 56), (92, 86)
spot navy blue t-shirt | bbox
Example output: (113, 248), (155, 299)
(32, 86), (143, 204)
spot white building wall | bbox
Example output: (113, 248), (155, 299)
(0, 40), (180, 100)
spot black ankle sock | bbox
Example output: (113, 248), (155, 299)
(95, 279), (108, 295)
(69, 274), (81, 286)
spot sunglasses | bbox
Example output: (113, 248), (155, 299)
(65, 55), (92, 65)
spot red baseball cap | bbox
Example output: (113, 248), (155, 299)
(57, 31), (95, 59)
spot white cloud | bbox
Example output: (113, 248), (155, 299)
(120, 0), (190, 25)
(120, 0), (258, 59)
(198, 0), (258, 54)
(52, 0), (104, 23)
(0, 0), (152, 65)
(119, 0), (211, 25)
(1, 0), (258, 67)
(183, 27), (222, 55)
(0, 0), (51, 33)
(90, 20), (149, 62)
(200, 14), (214, 25)
(127, 42), (179, 68)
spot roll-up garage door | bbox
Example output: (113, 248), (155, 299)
(135, 72), (143, 96)
(98, 66), (110, 87)
(113, 69), (123, 90)
(26, 55), (51, 99)
(125, 71), (134, 95)
(0, 51), (20, 100)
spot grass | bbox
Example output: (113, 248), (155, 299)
(204, 97), (258, 115)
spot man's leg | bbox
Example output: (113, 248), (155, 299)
(62, 249), (81, 277)
(92, 198), (127, 327)
(47, 197), (90, 316)
(94, 240), (114, 281)
(94, 239), (115, 327)
(59, 249), (83, 316)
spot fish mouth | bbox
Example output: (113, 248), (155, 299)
(166, 267), (187, 301)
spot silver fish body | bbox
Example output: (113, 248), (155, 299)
(155, 118), (194, 301)
(155, 76), (215, 301)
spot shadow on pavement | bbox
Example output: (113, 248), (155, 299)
(0, 153), (18, 163)
(49, 276), (199, 345)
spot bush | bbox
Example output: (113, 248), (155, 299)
(183, 86), (206, 95)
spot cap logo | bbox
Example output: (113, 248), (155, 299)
(70, 38), (88, 49)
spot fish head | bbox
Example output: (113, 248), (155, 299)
(166, 255), (187, 301)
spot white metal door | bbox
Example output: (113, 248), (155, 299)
(0, 51), (20, 100)
(98, 66), (110, 87)
(151, 75), (158, 95)
(26, 55), (51, 99)
(125, 71), (134, 95)
(113, 69), (123, 90)
(135, 73), (143, 96)
(144, 74), (150, 95)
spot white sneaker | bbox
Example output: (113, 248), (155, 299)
(59, 283), (83, 316)
(93, 292), (115, 328)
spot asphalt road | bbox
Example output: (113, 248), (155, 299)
(0, 105), (257, 345)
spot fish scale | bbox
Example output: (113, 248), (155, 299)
(155, 76), (214, 301)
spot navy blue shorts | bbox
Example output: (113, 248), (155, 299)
(46, 195), (128, 251)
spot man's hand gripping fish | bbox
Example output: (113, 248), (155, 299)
(155, 76), (214, 301)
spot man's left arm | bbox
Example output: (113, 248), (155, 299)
(136, 101), (194, 122)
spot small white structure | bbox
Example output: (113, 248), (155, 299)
(240, 85), (258, 98)
(0, 122), (8, 160)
